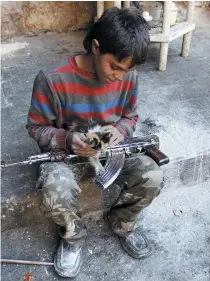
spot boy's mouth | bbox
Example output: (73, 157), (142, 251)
(105, 77), (115, 83)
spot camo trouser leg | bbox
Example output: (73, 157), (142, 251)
(37, 162), (87, 243)
(107, 155), (164, 236)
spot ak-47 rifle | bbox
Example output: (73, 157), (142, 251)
(1, 135), (169, 189)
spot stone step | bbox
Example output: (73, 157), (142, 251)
(1, 180), (210, 281)
(1, 152), (210, 232)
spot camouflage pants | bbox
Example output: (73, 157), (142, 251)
(37, 155), (164, 243)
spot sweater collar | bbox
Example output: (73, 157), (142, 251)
(69, 55), (97, 79)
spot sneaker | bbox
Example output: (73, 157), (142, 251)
(54, 239), (83, 278)
(119, 231), (152, 259)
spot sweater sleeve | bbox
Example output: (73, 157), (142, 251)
(115, 74), (139, 138)
(26, 71), (68, 152)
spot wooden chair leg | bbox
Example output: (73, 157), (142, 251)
(123, 1), (130, 8)
(158, 1), (172, 71)
(181, 32), (192, 57)
(159, 42), (169, 71)
(181, 1), (195, 57)
(97, 1), (104, 19)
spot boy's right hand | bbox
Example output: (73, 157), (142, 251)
(66, 132), (98, 157)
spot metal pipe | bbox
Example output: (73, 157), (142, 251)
(0, 258), (53, 266)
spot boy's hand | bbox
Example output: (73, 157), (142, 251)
(100, 125), (124, 146)
(66, 132), (98, 157)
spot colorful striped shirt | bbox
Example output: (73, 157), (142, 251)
(26, 56), (139, 152)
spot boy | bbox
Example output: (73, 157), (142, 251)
(26, 7), (163, 278)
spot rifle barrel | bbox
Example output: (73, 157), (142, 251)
(1, 156), (51, 168)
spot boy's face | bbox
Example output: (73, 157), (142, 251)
(91, 40), (136, 83)
(93, 54), (136, 84)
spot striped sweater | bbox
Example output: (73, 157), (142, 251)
(26, 56), (139, 152)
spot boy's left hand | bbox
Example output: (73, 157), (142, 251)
(100, 125), (124, 146)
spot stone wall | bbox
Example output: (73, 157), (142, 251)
(1, 1), (97, 38)
(182, 1), (210, 8)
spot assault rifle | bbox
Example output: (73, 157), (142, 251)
(1, 135), (169, 189)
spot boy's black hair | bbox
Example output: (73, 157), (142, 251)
(83, 7), (150, 66)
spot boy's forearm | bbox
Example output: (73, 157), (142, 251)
(115, 114), (139, 138)
(26, 124), (68, 152)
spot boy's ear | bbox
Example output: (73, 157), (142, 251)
(92, 39), (100, 55)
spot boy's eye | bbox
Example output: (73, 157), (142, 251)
(112, 65), (118, 70)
